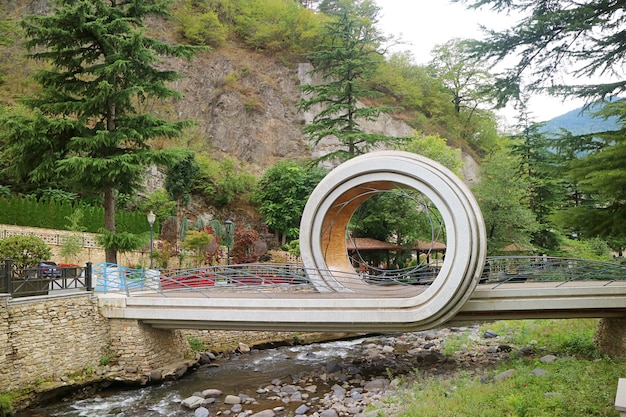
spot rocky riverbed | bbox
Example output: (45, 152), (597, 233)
(170, 325), (546, 417)
(18, 324), (559, 417)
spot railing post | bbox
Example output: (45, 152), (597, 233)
(4, 259), (12, 296)
(85, 262), (92, 291)
(0, 258), (10, 294)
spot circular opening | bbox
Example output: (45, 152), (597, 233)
(345, 187), (446, 287)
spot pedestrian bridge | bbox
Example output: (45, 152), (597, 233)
(96, 256), (626, 332)
(99, 151), (626, 333)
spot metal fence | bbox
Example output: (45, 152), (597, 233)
(0, 259), (93, 298)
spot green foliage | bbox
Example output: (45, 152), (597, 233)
(253, 160), (326, 244)
(193, 154), (257, 208)
(429, 38), (493, 115)
(402, 133), (463, 175)
(0, 195), (156, 235)
(140, 190), (177, 225)
(182, 229), (213, 267)
(188, 337), (204, 352)
(394, 319), (619, 417)
(554, 100), (626, 243)
(233, 0), (324, 53)
(96, 231), (146, 255)
(481, 319), (600, 358)
(471, 148), (540, 254)
(0, 393), (12, 417)
(298, 0), (408, 163)
(456, 0), (626, 104)
(60, 208), (85, 264)
(1, 0), (204, 263)
(0, 235), (51, 268)
(174, 0), (226, 46)
(284, 239), (300, 257)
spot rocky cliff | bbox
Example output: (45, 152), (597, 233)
(164, 46), (480, 181)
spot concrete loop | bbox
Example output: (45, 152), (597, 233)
(300, 151), (486, 328)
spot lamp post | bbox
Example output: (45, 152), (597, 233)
(224, 219), (233, 265)
(147, 211), (156, 269)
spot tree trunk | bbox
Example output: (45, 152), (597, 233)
(104, 186), (117, 264)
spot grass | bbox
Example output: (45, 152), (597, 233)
(390, 319), (625, 417)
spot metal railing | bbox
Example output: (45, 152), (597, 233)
(0, 259), (93, 298)
(481, 256), (626, 286)
(93, 263), (316, 297)
(90, 256), (626, 298)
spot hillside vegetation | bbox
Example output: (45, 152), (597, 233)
(0, 0), (622, 261)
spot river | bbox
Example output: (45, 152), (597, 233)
(16, 336), (405, 417)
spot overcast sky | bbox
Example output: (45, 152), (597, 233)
(376, 0), (586, 125)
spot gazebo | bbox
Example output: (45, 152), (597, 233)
(413, 240), (446, 264)
(346, 237), (405, 271)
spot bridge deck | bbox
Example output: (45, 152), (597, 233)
(98, 280), (626, 332)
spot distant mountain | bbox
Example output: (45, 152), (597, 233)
(541, 99), (622, 136)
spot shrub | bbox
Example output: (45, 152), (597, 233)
(0, 394), (12, 417)
(0, 235), (51, 268)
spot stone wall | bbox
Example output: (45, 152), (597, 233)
(108, 319), (191, 374)
(0, 224), (149, 267)
(0, 293), (110, 392)
(594, 317), (626, 359)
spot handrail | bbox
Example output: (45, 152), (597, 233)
(0, 259), (92, 297)
(91, 256), (626, 299)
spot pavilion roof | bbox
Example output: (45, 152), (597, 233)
(346, 237), (404, 251)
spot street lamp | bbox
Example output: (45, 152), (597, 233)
(147, 211), (156, 269)
(224, 219), (233, 265)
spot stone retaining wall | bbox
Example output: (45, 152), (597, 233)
(0, 293), (328, 400)
(0, 293), (110, 392)
(0, 224), (148, 266)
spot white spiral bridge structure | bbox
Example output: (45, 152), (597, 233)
(98, 151), (626, 332)
(299, 151), (486, 330)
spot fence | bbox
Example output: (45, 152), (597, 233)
(0, 259), (93, 298)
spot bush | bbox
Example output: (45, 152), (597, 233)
(0, 394), (12, 417)
(0, 235), (52, 268)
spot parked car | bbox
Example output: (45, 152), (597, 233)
(38, 261), (62, 278)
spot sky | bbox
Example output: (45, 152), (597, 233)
(376, 0), (587, 125)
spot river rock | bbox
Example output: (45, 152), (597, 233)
(238, 342), (251, 353)
(540, 354), (557, 363)
(363, 379), (389, 392)
(181, 395), (205, 409)
(319, 410), (339, 417)
(195, 407), (210, 417)
(495, 369), (516, 381)
(224, 394), (242, 404)
(250, 410), (275, 417)
(484, 329), (498, 338)
(202, 388), (223, 398)
(530, 368), (548, 377)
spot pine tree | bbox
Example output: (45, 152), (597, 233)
(297, 0), (406, 164)
(2, 0), (203, 263)
(455, 0), (626, 103)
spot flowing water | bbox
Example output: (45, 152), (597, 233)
(16, 338), (374, 417)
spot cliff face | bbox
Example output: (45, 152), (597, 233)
(2, 1), (479, 181)
(167, 49), (479, 181)
(165, 47), (311, 174)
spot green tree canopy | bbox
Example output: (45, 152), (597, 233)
(253, 160), (326, 245)
(1, 0), (203, 263)
(298, 0), (407, 163)
(472, 148), (540, 254)
(454, 0), (626, 103)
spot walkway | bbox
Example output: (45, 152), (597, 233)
(96, 256), (626, 332)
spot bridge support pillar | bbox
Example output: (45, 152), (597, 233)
(594, 318), (626, 359)
(108, 319), (192, 380)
